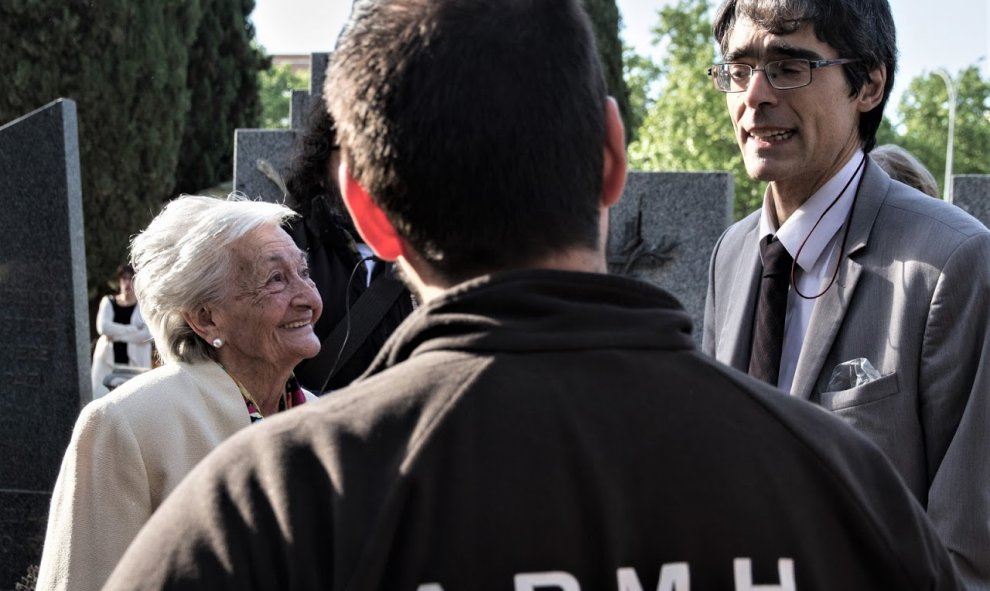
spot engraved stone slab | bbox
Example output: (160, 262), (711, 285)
(309, 52), (330, 99)
(290, 89), (312, 131)
(232, 129), (298, 203)
(237, 52), (332, 203)
(608, 172), (733, 345)
(0, 99), (90, 588)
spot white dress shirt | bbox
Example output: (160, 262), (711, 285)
(757, 150), (866, 393)
(355, 243), (378, 287)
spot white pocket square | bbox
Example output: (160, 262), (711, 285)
(826, 358), (882, 391)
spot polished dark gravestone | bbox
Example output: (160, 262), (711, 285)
(232, 128), (298, 202)
(235, 53), (330, 203)
(608, 172), (734, 344)
(0, 99), (90, 589)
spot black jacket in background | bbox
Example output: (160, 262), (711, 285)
(105, 270), (960, 590)
(285, 195), (414, 392)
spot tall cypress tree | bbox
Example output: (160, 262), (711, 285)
(0, 0), (203, 296)
(172, 0), (267, 196)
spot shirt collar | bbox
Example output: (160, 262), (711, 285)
(758, 150), (866, 271)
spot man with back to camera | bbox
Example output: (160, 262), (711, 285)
(702, 0), (990, 585)
(103, 0), (959, 588)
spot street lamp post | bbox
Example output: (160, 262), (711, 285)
(933, 68), (957, 204)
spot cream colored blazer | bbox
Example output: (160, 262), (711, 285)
(37, 361), (314, 591)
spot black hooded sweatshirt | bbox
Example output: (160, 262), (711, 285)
(104, 270), (960, 590)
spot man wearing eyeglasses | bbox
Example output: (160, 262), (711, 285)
(702, 0), (990, 586)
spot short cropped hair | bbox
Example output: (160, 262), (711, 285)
(872, 144), (940, 198)
(130, 194), (298, 364)
(713, 0), (897, 152)
(327, 0), (608, 283)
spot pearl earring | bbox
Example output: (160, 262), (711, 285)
(212, 338), (223, 349)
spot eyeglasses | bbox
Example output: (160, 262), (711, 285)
(707, 58), (860, 92)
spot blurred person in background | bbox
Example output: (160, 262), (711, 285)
(90, 263), (152, 398)
(871, 143), (940, 198)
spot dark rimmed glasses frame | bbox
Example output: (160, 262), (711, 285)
(707, 58), (860, 92)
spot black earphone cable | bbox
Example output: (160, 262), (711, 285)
(790, 154), (867, 300)
(318, 255), (376, 394)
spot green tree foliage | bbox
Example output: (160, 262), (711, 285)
(172, 0), (267, 196)
(583, 0), (634, 142)
(627, 0), (763, 218)
(258, 63), (310, 129)
(623, 42), (662, 142)
(888, 65), (990, 195)
(0, 0), (202, 297)
(874, 116), (899, 147)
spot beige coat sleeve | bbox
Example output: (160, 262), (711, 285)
(36, 399), (152, 591)
(36, 361), (298, 590)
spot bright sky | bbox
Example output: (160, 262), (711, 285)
(251, 0), (990, 116)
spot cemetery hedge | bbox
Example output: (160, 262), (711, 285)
(0, 0), (262, 311)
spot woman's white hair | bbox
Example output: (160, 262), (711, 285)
(130, 194), (299, 364)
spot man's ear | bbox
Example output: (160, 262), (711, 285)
(601, 97), (627, 208)
(857, 64), (887, 112)
(338, 163), (405, 261)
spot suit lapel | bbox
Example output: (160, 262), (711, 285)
(719, 222), (762, 371)
(791, 159), (889, 399)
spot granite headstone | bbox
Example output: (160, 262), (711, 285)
(951, 175), (990, 228)
(0, 99), (90, 589)
(235, 53), (331, 203)
(289, 89), (311, 130)
(290, 53), (329, 129)
(232, 128), (298, 203)
(608, 172), (734, 343)
(309, 52), (330, 99)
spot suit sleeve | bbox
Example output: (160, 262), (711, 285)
(36, 400), (154, 591)
(918, 231), (990, 588)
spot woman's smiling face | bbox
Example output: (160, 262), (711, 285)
(212, 225), (323, 375)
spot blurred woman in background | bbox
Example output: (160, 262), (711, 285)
(90, 263), (152, 398)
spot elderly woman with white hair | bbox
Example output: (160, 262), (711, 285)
(37, 195), (323, 591)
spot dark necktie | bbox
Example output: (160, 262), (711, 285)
(748, 236), (793, 386)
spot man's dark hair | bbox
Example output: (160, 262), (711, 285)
(327, 0), (608, 283)
(713, 0), (897, 152)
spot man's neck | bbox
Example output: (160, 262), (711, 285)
(402, 247), (607, 305)
(767, 150), (864, 226)
(767, 185), (805, 227)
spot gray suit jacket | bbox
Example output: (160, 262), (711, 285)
(703, 158), (990, 588)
